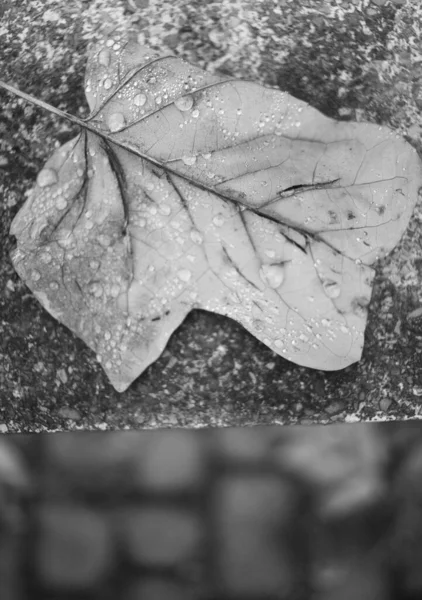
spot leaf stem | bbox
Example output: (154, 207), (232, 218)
(0, 80), (87, 129)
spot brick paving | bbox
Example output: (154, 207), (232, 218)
(1, 422), (422, 599)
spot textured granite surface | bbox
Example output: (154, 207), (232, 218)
(1, 0), (422, 432)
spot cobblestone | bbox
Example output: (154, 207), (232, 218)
(117, 506), (203, 568)
(134, 430), (205, 492)
(213, 426), (273, 463)
(213, 475), (296, 597)
(36, 504), (113, 590)
(124, 577), (196, 600)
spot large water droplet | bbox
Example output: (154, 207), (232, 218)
(190, 230), (203, 244)
(213, 214), (225, 227)
(41, 252), (52, 264)
(323, 280), (341, 299)
(89, 282), (103, 297)
(110, 284), (120, 298)
(259, 264), (285, 289)
(159, 204), (171, 216)
(134, 93), (147, 107)
(37, 168), (58, 188)
(31, 270), (41, 281)
(107, 112), (125, 132)
(56, 197), (67, 210)
(57, 230), (74, 249)
(174, 95), (194, 111)
(103, 78), (113, 90)
(49, 281), (59, 290)
(182, 155), (196, 166)
(98, 48), (111, 67)
(177, 269), (192, 282)
(274, 339), (284, 348)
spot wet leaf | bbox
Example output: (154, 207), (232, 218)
(3, 36), (422, 392)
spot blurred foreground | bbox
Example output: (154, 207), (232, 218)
(1, 421), (422, 599)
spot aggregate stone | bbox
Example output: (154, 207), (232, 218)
(36, 504), (113, 591)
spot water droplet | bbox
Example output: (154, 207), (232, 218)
(149, 205), (157, 215)
(174, 95), (194, 111)
(321, 319), (331, 327)
(155, 96), (162, 104)
(274, 339), (284, 348)
(89, 147), (96, 157)
(192, 109), (199, 118)
(340, 324), (349, 334)
(98, 48), (111, 67)
(159, 204), (171, 216)
(202, 152), (211, 159)
(57, 230), (74, 249)
(89, 260), (99, 269)
(31, 270), (41, 281)
(134, 92), (147, 107)
(98, 234), (111, 247)
(85, 220), (94, 230)
(103, 78), (113, 90)
(104, 331), (111, 341)
(265, 249), (276, 259)
(110, 284), (120, 298)
(89, 282), (103, 298)
(323, 280), (341, 299)
(213, 214), (225, 227)
(177, 269), (192, 282)
(41, 252), (52, 264)
(182, 155), (197, 166)
(145, 181), (155, 191)
(259, 264), (285, 289)
(190, 230), (203, 244)
(37, 168), (58, 188)
(56, 197), (67, 210)
(105, 360), (112, 369)
(49, 281), (59, 290)
(107, 112), (125, 132)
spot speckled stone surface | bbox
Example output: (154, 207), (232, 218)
(1, 0), (422, 432)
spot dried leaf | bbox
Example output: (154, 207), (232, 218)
(3, 36), (422, 392)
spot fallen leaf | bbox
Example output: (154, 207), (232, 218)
(2, 35), (422, 392)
